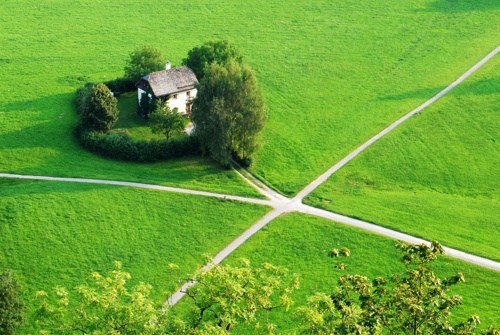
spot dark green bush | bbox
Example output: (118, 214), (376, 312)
(0, 270), (24, 335)
(232, 154), (253, 168)
(104, 77), (136, 96)
(80, 83), (119, 132)
(75, 83), (93, 114)
(77, 129), (200, 162)
(137, 92), (156, 118)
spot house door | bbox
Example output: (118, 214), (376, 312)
(186, 103), (191, 116)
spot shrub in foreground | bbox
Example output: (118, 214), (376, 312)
(298, 241), (500, 335)
(0, 270), (24, 335)
(34, 260), (297, 334)
(32, 242), (500, 334)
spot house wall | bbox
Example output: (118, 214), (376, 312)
(137, 88), (151, 102)
(137, 88), (197, 115)
(167, 89), (197, 115)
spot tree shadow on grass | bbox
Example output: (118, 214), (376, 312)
(0, 94), (251, 195)
(425, 0), (500, 12)
(0, 93), (78, 152)
(0, 117), (234, 192)
(380, 77), (499, 101)
(0, 92), (75, 114)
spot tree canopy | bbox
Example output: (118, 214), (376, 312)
(149, 101), (185, 141)
(80, 83), (119, 132)
(298, 241), (499, 335)
(182, 40), (243, 80)
(34, 260), (297, 335)
(191, 60), (266, 167)
(124, 45), (165, 82)
(0, 270), (24, 335)
(35, 261), (169, 335)
(32, 242), (500, 334)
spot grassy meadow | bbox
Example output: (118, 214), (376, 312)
(224, 214), (500, 333)
(306, 56), (500, 260)
(0, 178), (269, 332)
(1, 1), (499, 195)
(1, 0), (499, 333)
(113, 92), (164, 141)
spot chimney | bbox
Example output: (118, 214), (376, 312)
(165, 60), (171, 70)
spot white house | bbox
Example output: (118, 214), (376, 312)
(136, 62), (198, 116)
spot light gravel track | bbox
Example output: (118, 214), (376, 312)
(297, 204), (500, 271)
(0, 173), (276, 207)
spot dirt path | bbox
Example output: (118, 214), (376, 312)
(297, 204), (500, 271)
(0, 173), (277, 207)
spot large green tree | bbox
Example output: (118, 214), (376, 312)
(34, 260), (297, 335)
(80, 83), (119, 132)
(298, 241), (499, 335)
(150, 101), (185, 141)
(182, 40), (243, 80)
(191, 60), (266, 167)
(177, 259), (299, 334)
(0, 270), (24, 335)
(35, 261), (169, 335)
(124, 46), (165, 82)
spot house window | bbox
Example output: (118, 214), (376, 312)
(186, 91), (191, 97)
(173, 94), (177, 99)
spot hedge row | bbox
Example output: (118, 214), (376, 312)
(77, 128), (200, 162)
(75, 83), (93, 114)
(104, 77), (136, 96)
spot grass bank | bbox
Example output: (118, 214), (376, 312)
(0, 179), (269, 333)
(306, 56), (499, 260)
(226, 213), (500, 333)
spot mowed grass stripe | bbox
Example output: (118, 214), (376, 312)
(0, 179), (268, 333)
(306, 54), (500, 260)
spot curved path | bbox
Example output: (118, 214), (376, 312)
(1, 46), (499, 307)
(0, 173), (277, 208)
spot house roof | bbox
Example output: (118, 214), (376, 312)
(142, 66), (198, 97)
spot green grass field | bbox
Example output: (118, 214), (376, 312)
(1, 0), (498, 332)
(1, 1), (498, 195)
(225, 214), (500, 333)
(114, 92), (163, 141)
(0, 178), (268, 332)
(247, 0), (500, 194)
(306, 56), (500, 261)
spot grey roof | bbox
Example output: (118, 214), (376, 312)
(142, 66), (198, 97)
